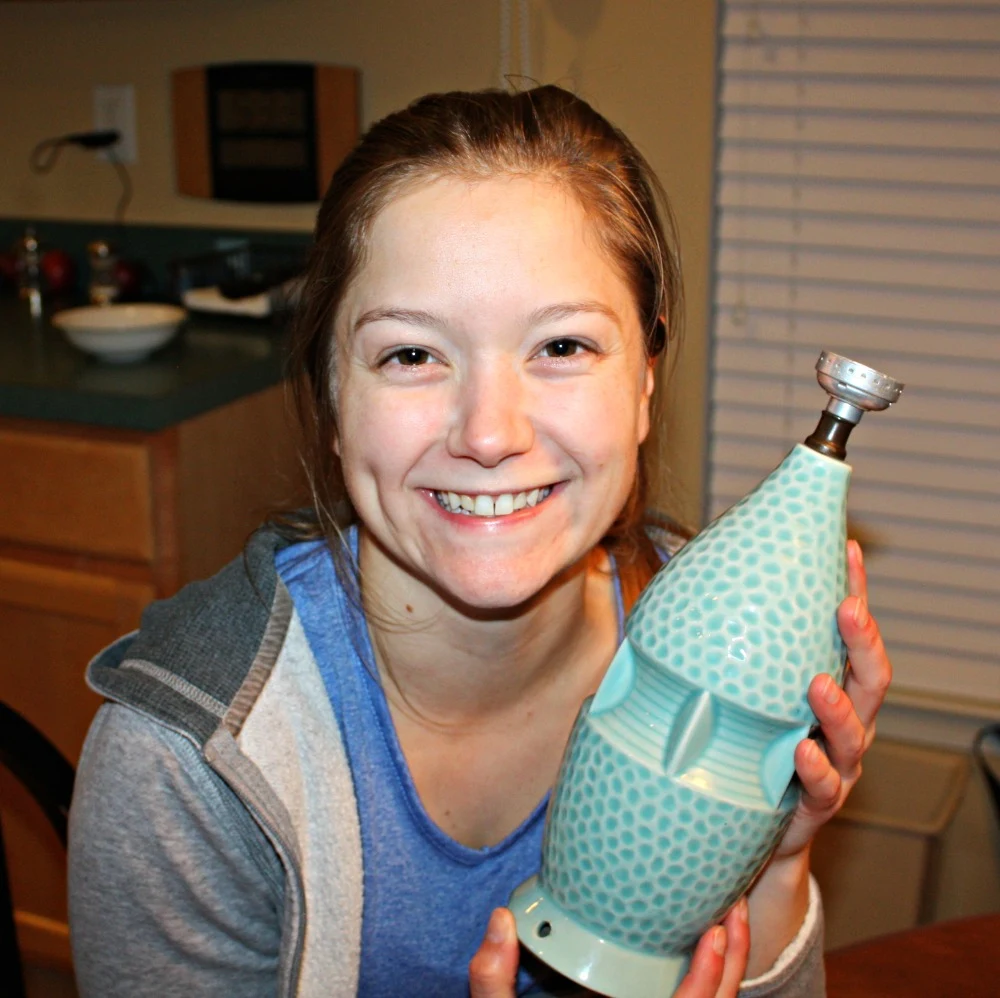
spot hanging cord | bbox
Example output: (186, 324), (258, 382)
(519, 0), (532, 82)
(29, 130), (132, 226)
(499, 0), (512, 88)
(499, 0), (532, 89)
(106, 148), (133, 227)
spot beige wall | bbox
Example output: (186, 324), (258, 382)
(0, 0), (718, 524)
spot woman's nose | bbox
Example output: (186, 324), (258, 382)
(447, 364), (535, 467)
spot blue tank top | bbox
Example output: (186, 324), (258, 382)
(276, 532), (625, 997)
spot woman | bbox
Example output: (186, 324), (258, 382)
(69, 86), (889, 998)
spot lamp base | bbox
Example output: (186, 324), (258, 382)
(510, 876), (690, 998)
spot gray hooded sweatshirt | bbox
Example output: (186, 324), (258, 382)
(67, 528), (825, 997)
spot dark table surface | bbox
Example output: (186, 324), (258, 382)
(0, 296), (289, 432)
(825, 912), (1000, 998)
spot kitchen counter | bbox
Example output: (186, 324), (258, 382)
(0, 295), (290, 431)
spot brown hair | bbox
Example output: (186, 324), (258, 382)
(277, 84), (684, 588)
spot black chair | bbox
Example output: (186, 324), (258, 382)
(0, 702), (76, 998)
(974, 723), (1000, 843)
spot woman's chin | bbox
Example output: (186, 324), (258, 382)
(359, 527), (592, 618)
(428, 559), (587, 618)
(435, 577), (544, 616)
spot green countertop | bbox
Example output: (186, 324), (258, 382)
(0, 296), (290, 432)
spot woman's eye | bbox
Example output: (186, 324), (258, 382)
(540, 338), (587, 359)
(384, 346), (434, 366)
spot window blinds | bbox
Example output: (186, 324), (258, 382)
(707, 0), (1000, 705)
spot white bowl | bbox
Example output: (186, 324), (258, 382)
(52, 304), (188, 363)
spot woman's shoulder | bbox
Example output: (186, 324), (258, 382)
(86, 526), (302, 747)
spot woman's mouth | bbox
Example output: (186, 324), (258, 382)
(432, 486), (554, 518)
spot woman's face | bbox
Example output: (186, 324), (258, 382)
(335, 175), (654, 611)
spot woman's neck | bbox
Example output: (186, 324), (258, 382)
(357, 529), (619, 728)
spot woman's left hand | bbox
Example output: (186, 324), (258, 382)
(741, 539), (891, 976)
(774, 538), (892, 860)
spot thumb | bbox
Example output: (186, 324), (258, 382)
(469, 907), (520, 998)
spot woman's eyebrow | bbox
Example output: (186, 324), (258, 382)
(352, 300), (621, 335)
(353, 306), (443, 334)
(529, 300), (621, 328)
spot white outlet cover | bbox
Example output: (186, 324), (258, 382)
(93, 83), (137, 164)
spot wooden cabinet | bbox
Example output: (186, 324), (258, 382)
(0, 384), (302, 971)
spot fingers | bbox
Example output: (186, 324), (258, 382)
(807, 674), (866, 785)
(846, 539), (868, 603)
(469, 908), (520, 998)
(672, 925), (726, 998)
(787, 540), (890, 842)
(839, 542), (891, 731)
(776, 541), (892, 860)
(715, 898), (751, 997)
(794, 733), (843, 822)
(674, 898), (750, 998)
(773, 732), (844, 858)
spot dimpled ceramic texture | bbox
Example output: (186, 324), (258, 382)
(512, 444), (851, 998)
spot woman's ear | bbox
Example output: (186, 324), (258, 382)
(652, 316), (668, 357)
(638, 357), (656, 444)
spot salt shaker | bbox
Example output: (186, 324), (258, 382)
(16, 227), (43, 318)
(87, 240), (120, 305)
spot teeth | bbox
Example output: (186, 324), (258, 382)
(434, 487), (552, 518)
(495, 493), (514, 516)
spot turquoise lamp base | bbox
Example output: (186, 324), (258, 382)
(510, 876), (690, 998)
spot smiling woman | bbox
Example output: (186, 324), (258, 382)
(64, 86), (887, 998)
(334, 175), (654, 613)
(284, 87), (680, 595)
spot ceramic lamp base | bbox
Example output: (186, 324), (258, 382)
(510, 876), (690, 998)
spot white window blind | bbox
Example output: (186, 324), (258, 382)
(707, 0), (1000, 706)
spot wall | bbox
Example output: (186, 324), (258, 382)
(0, 0), (720, 526)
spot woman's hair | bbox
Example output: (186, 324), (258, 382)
(276, 84), (684, 582)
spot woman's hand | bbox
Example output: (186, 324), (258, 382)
(775, 538), (891, 861)
(469, 900), (750, 998)
(743, 539), (892, 975)
(468, 908), (519, 998)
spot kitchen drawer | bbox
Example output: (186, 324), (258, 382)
(0, 426), (156, 561)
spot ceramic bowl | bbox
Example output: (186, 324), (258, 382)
(52, 303), (187, 363)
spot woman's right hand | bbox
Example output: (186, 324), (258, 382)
(673, 898), (749, 998)
(469, 897), (750, 998)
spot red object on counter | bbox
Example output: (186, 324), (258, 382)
(0, 250), (19, 289)
(113, 258), (144, 299)
(41, 249), (77, 295)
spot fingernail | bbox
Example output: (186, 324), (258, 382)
(713, 926), (727, 956)
(737, 897), (749, 923)
(854, 542), (864, 569)
(486, 909), (506, 945)
(854, 599), (869, 629)
(824, 676), (841, 704)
